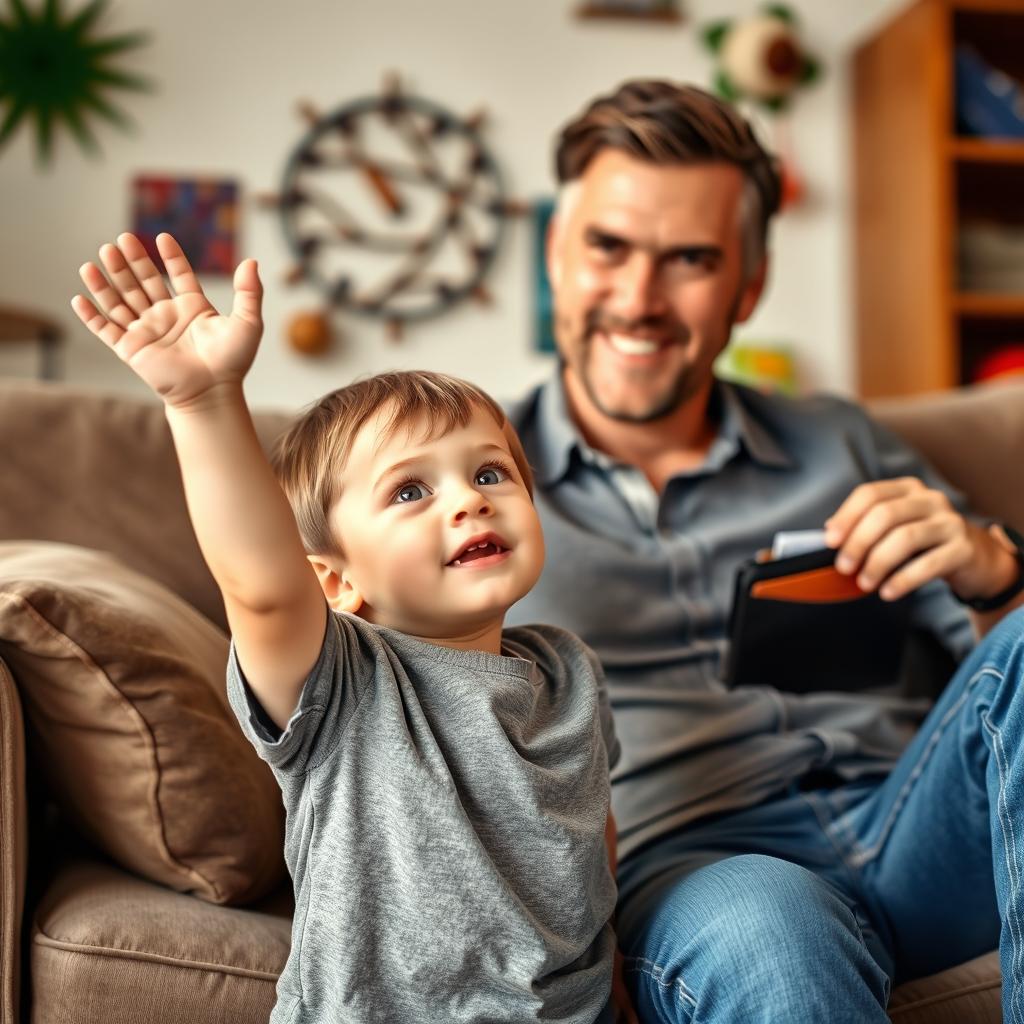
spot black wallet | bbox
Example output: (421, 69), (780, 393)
(722, 547), (913, 694)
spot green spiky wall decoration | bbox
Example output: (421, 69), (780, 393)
(702, 4), (820, 113)
(0, 0), (151, 165)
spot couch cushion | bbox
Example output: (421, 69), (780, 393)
(0, 542), (284, 905)
(888, 951), (1002, 1023)
(30, 862), (999, 1024)
(0, 381), (292, 633)
(32, 859), (291, 1024)
(0, 657), (26, 1024)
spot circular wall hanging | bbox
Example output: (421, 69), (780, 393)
(262, 76), (524, 346)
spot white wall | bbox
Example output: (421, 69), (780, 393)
(0, 0), (908, 411)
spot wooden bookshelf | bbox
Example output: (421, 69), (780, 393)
(853, 0), (1024, 397)
(954, 292), (1024, 316)
(949, 137), (1024, 163)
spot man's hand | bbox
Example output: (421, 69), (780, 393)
(71, 232), (263, 409)
(824, 477), (1019, 606)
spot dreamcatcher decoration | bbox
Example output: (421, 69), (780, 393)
(259, 75), (527, 354)
(702, 5), (822, 209)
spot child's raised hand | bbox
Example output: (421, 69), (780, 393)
(72, 232), (264, 408)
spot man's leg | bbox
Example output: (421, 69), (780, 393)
(818, 607), (1024, 1014)
(615, 606), (1024, 1024)
(616, 811), (892, 1024)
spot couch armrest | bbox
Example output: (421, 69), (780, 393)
(0, 656), (25, 1024)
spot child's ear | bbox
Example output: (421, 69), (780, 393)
(307, 555), (363, 615)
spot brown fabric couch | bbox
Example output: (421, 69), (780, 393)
(1, 378), (1021, 1024)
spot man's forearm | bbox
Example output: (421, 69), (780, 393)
(165, 385), (316, 611)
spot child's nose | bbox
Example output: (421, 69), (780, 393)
(451, 487), (493, 523)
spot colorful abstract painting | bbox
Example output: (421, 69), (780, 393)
(132, 176), (239, 275)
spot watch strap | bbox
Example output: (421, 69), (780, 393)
(957, 523), (1024, 612)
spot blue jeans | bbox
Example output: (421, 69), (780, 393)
(616, 606), (1024, 1023)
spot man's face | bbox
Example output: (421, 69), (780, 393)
(328, 405), (545, 639)
(547, 149), (766, 425)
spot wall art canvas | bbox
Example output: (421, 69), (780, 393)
(132, 176), (239, 275)
(532, 198), (557, 354)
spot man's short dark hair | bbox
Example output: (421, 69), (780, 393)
(555, 80), (783, 272)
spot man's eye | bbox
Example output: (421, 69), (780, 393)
(475, 466), (508, 486)
(393, 482), (426, 504)
(592, 236), (624, 255)
(669, 250), (716, 270)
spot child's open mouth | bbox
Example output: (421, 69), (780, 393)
(447, 533), (511, 568)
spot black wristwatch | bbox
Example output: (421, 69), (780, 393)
(956, 523), (1024, 612)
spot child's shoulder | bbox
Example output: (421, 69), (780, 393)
(503, 620), (582, 646)
(502, 623), (601, 673)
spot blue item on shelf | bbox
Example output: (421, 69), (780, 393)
(955, 46), (1024, 140)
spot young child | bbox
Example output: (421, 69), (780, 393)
(71, 232), (634, 1024)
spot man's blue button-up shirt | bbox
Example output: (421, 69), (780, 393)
(505, 372), (975, 861)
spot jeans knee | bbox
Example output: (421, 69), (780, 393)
(690, 855), (850, 967)
(628, 855), (889, 1023)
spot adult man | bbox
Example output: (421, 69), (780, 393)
(505, 80), (1024, 1023)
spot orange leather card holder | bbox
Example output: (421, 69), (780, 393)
(750, 565), (866, 603)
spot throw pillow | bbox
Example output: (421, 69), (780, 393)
(0, 542), (285, 904)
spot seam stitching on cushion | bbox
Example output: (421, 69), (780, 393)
(0, 592), (223, 901)
(32, 931), (280, 981)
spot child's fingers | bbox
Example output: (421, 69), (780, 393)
(231, 259), (263, 326)
(79, 261), (137, 329)
(116, 232), (173, 305)
(156, 233), (203, 297)
(71, 294), (125, 348)
(97, 242), (155, 318)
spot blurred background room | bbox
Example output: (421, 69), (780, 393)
(2, 0), (1024, 410)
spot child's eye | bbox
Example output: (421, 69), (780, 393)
(475, 464), (509, 486)
(392, 481), (428, 504)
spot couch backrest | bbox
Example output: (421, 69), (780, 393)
(869, 380), (1024, 533)
(1, 378), (1021, 634)
(0, 382), (291, 632)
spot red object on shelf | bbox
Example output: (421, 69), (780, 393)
(974, 345), (1024, 382)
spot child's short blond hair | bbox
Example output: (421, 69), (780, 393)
(272, 370), (534, 556)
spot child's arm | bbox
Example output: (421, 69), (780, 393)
(72, 232), (326, 730)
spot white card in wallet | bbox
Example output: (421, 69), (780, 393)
(770, 529), (830, 560)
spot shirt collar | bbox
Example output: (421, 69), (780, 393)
(531, 370), (581, 487)
(530, 370), (795, 488)
(718, 380), (796, 470)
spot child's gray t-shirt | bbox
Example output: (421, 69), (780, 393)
(226, 610), (620, 1024)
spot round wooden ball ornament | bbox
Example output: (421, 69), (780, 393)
(287, 311), (333, 355)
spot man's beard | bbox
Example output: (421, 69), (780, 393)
(562, 294), (742, 424)
(569, 309), (698, 424)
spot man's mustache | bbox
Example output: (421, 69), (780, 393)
(583, 309), (690, 346)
